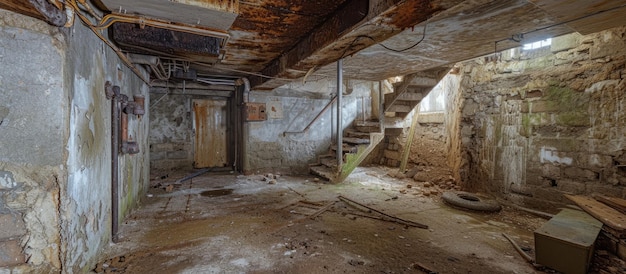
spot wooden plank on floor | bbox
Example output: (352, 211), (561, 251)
(565, 194), (626, 232)
(595, 195), (626, 215)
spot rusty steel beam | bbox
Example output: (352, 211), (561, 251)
(110, 22), (222, 61)
(250, 0), (449, 90)
(0, 0), (67, 26)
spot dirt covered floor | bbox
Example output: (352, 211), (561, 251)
(93, 166), (614, 273)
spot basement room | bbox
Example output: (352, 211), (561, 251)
(2, 0), (626, 273)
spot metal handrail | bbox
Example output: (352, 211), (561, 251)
(283, 95), (338, 135)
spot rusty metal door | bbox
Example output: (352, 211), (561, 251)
(193, 99), (228, 168)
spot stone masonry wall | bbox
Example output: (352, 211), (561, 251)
(458, 26), (626, 210)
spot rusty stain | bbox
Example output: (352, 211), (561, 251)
(223, 0), (350, 69)
(244, 102), (267, 121)
(388, 0), (439, 29)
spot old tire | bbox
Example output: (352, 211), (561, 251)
(442, 191), (501, 212)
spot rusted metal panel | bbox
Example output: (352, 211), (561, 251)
(111, 22), (222, 61)
(0, 0), (66, 26)
(193, 100), (228, 168)
(244, 102), (266, 121)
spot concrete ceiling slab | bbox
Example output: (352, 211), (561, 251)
(528, 0), (626, 35)
(312, 0), (626, 81)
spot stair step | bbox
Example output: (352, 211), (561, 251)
(345, 129), (371, 138)
(320, 156), (338, 168)
(408, 76), (438, 87)
(355, 121), (380, 127)
(354, 121), (381, 133)
(343, 137), (370, 145)
(397, 92), (423, 101)
(330, 144), (358, 154)
(317, 153), (334, 160)
(310, 165), (335, 181)
(388, 104), (413, 113)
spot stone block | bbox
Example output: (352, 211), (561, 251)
(462, 99), (479, 117)
(555, 179), (586, 194)
(554, 51), (574, 66)
(530, 101), (559, 113)
(551, 33), (581, 53)
(541, 164), (561, 179)
(0, 214), (26, 240)
(150, 143), (174, 152)
(383, 150), (400, 160)
(417, 113), (444, 124)
(563, 166), (599, 181)
(167, 150), (188, 160)
(521, 102), (529, 113)
(532, 187), (570, 205)
(150, 152), (166, 161)
(555, 111), (591, 127)
(587, 184), (624, 198)
(0, 240), (25, 267)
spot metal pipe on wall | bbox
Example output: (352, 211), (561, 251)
(110, 85), (120, 243)
(336, 59), (343, 169)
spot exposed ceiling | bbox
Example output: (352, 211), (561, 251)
(3, 0), (626, 90)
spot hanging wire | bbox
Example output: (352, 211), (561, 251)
(378, 22), (428, 52)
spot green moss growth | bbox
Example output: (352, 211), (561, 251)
(556, 111), (591, 127)
(335, 133), (385, 183)
(544, 85), (589, 111)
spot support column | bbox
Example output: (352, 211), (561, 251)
(336, 59), (343, 169)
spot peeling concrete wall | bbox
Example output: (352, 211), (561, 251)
(245, 80), (376, 174)
(0, 9), (149, 273)
(149, 91), (195, 172)
(63, 16), (150, 273)
(458, 26), (626, 209)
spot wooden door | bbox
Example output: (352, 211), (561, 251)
(193, 99), (228, 168)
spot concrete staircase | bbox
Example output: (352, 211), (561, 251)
(309, 121), (385, 183)
(309, 66), (451, 183)
(384, 67), (450, 118)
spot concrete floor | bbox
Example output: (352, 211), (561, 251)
(94, 166), (546, 273)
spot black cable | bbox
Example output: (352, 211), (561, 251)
(340, 35), (376, 58)
(379, 23), (428, 52)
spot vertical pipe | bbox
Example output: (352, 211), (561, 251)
(336, 59), (343, 169)
(111, 87), (120, 243)
(361, 97), (365, 122)
(379, 81), (384, 130)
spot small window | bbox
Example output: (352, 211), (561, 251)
(523, 38), (551, 50)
